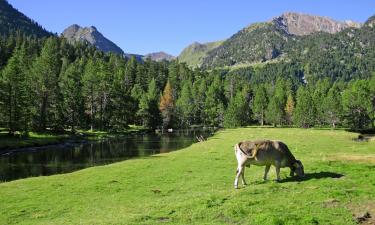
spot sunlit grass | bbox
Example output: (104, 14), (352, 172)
(0, 128), (374, 224)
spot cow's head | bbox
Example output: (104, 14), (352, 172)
(291, 160), (305, 178)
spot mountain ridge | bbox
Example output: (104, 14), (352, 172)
(62, 24), (124, 55)
(199, 12), (364, 68)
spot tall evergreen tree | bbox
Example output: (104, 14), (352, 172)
(0, 44), (31, 134)
(342, 79), (372, 130)
(252, 85), (268, 126)
(176, 81), (194, 127)
(138, 78), (161, 129)
(293, 86), (316, 128)
(322, 83), (342, 128)
(31, 37), (61, 130)
(224, 89), (249, 128)
(204, 74), (225, 127)
(82, 58), (100, 131)
(60, 59), (84, 132)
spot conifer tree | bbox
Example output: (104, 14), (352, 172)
(224, 89), (249, 128)
(82, 58), (100, 131)
(294, 86), (316, 128)
(252, 85), (268, 126)
(176, 81), (194, 127)
(204, 75), (225, 127)
(31, 37), (61, 130)
(1, 44), (31, 134)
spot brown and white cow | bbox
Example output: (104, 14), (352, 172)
(234, 140), (304, 188)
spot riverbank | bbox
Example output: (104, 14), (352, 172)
(0, 128), (374, 224)
(0, 126), (148, 151)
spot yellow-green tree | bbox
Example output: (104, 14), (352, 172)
(159, 80), (174, 128)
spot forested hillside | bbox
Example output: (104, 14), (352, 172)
(0, 2), (374, 136)
(0, 0), (51, 38)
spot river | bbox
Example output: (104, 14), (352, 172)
(0, 129), (215, 182)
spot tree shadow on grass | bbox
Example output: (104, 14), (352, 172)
(280, 171), (344, 183)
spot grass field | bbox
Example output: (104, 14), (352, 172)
(0, 128), (374, 224)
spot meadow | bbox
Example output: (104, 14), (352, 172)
(0, 128), (374, 225)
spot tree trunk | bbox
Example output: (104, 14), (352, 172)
(8, 85), (13, 134)
(90, 86), (94, 131)
(40, 94), (48, 131)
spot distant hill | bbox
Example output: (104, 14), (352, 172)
(201, 12), (362, 68)
(62, 24), (124, 55)
(0, 0), (51, 37)
(178, 41), (223, 68)
(144, 52), (175, 62)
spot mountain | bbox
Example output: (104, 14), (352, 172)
(178, 41), (223, 68)
(199, 12), (362, 68)
(144, 51), (175, 62)
(0, 0), (51, 37)
(273, 12), (361, 36)
(62, 24), (124, 55)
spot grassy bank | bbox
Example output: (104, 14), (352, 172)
(0, 126), (147, 150)
(0, 128), (374, 224)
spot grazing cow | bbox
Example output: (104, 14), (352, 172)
(234, 140), (304, 189)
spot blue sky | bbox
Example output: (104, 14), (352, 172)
(8, 0), (375, 56)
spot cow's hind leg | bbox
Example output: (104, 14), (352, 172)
(234, 165), (244, 189)
(241, 166), (247, 186)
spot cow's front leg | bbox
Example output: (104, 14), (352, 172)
(275, 163), (281, 182)
(263, 165), (271, 181)
(234, 165), (244, 189)
(241, 166), (247, 186)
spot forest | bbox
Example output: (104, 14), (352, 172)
(0, 33), (374, 136)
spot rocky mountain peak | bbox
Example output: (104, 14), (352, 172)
(62, 24), (124, 55)
(273, 12), (361, 36)
(144, 52), (175, 62)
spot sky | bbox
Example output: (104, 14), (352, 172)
(8, 0), (375, 56)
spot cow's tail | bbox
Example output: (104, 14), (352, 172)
(234, 143), (241, 174)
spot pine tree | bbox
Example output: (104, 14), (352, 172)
(322, 83), (342, 128)
(342, 80), (372, 130)
(204, 75), (225, 127)
(159, 80), (174, 128)
(31, 37), (61, 130)
(82, 58), (100, 131)
(138, 78), (161, 129)
(60, 59), (84, 132)
(293, 86), (316, 128)
(265, 79), (288, 126)
(252, 85), (268, 126)
(176, 81), (194, 127)
(224, 89), (249, 128)
(312, 79), (330, 126)
(1, 44), (31, 134)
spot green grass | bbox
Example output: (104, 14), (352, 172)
(0, 128), (374, 224)
(0, 125), (147, 150)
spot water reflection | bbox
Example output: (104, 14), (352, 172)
(0, 129), (214, 182)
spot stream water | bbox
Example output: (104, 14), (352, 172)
(0, 129), (215, 182)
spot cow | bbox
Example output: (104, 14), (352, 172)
(234, 140), (304, 189)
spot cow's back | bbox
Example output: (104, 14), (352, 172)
(239, 140), (296, 167)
